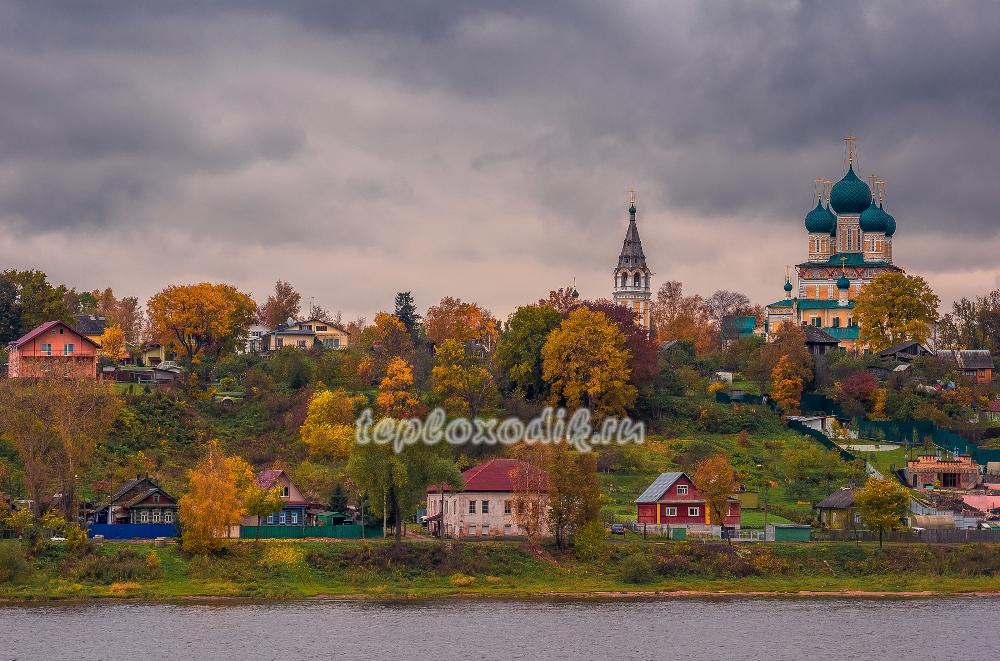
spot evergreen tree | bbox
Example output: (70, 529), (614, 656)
(394, 291), (421, 338)
(329, 483), (348, 513)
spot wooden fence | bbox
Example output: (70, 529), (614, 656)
(815, 528), (1000, 544)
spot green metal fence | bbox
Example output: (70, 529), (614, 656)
(857, 419), (1000, 465)
(787, 419), (856, 462)
(240, 524), (385, 539)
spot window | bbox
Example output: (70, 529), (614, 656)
(164, 510), (173, 523)
(281, 486), (289, 498)
(40, 343), (52, 355)
(266, 514), (274, 525)
(316, 325), (327, 331)
(332, 338), (340, 348)
(279, 512), (287, 525)
(812, 317), (822, 328)
(63, 343), (75, 355)
(943, 473), (958, 488)
(832, 317), (841, 328)
(154, 494), (160, 503)
(482, 524), (489, 536)
(633, 273), (641, 287)
(504, 500), (512, 515)
(297, 340), (307, 348)
(481, 500), (489, 514)
(664, 507), (677, 517)
(276, 338), (284, 348)
(152, 510), (161, 523)
(688, 507), (700, 517)
(676, 484), (688, 495)
(469, 500), (476, 514)
(291, 512), (299, 524)
(140, 510), (149, 523)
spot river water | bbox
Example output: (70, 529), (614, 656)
(1, 597), (996, 660)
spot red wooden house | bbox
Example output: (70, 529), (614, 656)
(635, 471), (740, 527)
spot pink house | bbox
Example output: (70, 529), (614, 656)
(6, 320), (99, 379)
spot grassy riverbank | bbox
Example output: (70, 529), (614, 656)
(2, 538), (1000, 602)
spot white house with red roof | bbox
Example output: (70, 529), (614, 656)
(6, 320), (100, 379)
(425, 458), (549, 538)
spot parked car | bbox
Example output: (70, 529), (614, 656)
(610, 523), (625, 536)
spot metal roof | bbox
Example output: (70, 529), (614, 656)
(635, 472), (684, 504)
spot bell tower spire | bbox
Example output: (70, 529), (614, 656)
(612, 190), (653, 331)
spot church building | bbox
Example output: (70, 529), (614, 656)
(765, 138), (902, 351)
(613, 191), (653, 330)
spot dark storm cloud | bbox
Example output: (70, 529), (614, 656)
(0, 1), (999, 315)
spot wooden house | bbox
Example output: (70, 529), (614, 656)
(635, 472), (740, 527)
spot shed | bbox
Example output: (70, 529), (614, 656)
(766, 524), (812, 542)
(910, 515), (955, 530)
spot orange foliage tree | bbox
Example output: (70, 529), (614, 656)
(146, 282), (257, 370)
(770, 354), (804, 414)
(358, 312), (414, 383)
(425, 296), (499, 351)
(376, 357), (424, 419)
(650, 281), (716, 354)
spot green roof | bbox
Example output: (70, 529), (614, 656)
(804, 199), (835, 234)
(824, 326), (860, 340)
(766, 299), (795, 308)
(797, 299), (855, 310)
(830, 165), (872, 214)
(798, 253), (893, 268)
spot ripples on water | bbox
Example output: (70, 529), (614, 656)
(2, 598), (997, 661)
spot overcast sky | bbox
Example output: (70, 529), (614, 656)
(1, 1), (999, 321)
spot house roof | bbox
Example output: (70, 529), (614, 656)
(936, 349), (994, 370)
(961, 494), (1000, 512)
(816, 487), (857, 509)
(256, 469), (286, 489)
(802, 324), (840, 345)
(987, 401), (1000, 413)
(635, 472), (686, 504)
(797, 299), (855, 310)
(8, 320), (100, 349)
(427, 458), (549, 493)
(123, 487), (177, 508)
(73, 314), (107, 336)
(879, 340), (932, 358)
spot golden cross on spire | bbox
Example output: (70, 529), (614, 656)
(840, 255), (847, 276)
(628, 189), (636, 206)
(785, 265), (791, 281)
(876, 179), (885, 203)
(822, 178), (833, 204)
(844, 135), (857, 165)
(814, 177), (824, 199)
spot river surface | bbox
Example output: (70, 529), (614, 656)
(2, 597), (996, 660)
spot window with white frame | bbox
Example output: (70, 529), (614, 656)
(279, 511), (287, 525)
(664, 507), (677, 517)
(140, 510), (149, 523)
(468, 500), (476, 514)
(152, 510), (161, 523)
(688, 507), (700, 517)
(165, 510), (173, 523)
(481, 500), (489, 514)
(676, 484), (688, 495)
(281, 486), (289, 498)
(63, 343), (75, 355)
(266, 514), (274, 524)
(40, 343), (52, 355)
(291, 512), (299, 524)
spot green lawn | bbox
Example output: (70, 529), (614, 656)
(739, 509), (793, 528)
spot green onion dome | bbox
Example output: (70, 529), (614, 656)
(837, 275), (851, 290)
(784, 279), (793, 294)
(804, 199), (835, 233)
(882, 203), (896, 237)
(830, 165), (872, 214)
(859, 198), (887, 233)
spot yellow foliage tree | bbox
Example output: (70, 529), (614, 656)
(770, 354), (804, 414)
(300, 388), (367, 460)
(146, 282), (257, 369)
(376, 357), (424, 419)
(178, 442), (246, 554)
(541, 308), (636, 417)
(358, 312), (414, 383)
(430, 339), (498, 417)
(99, 323), (129, 363)
(692, 453), (738, 529)
(855, 476), (910, 548)
(855, 271), (940, 351)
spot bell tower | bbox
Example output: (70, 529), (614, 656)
(612, 190), (653, 331)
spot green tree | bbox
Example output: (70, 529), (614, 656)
(329, 483), (348, 512)
(546, 446), (602, 549)
(495, 304), (561, 399)
(1, 269), (71, 333)
(855, 476), (910, 548)
(0, 276), (21, 344)
(243, 483), (285, 539)
(855, 272), (940, 351)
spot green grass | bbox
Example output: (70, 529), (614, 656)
(739, 509), (793, 528)
(3, 538), (1000, 601)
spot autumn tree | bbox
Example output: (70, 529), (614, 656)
(377, 357), (424, 419)
(257, 280), (302, 329)
(90, 288), (144, 350)
(495, 304), (561, 399)
(542, 307), (636, 417)
(299, 388), (367, 460)
(770, 354), (804, 414)
(509, 445), (551, 546)
(855, 271), (940, 351)
(855, 476), (910, 548)
(358, 311), (415, 383)
(938, 288), (1000, 355)
(178, 442), (246, 554)
(650, 281), (715, 354)
(568, 299), (658, 386)
(0, 379), (120, 516)
(425, 296), (499, 351)
(546, 445), (602, 548)
(538, 287), (580, 313)
(692, 454), (738, 537)
(749, 322), (814, 391)
(99, 323), (129, 363)
(430, 339), (498, 418)
(147, 282), (257, 371)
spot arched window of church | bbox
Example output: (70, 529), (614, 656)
(633, 273), (641, 287)
(620, 273), (627, 287)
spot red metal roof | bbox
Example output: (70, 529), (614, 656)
(427, 458), (549, 493)
(9, 320), (100, 349)
(255, 469), (285, 489)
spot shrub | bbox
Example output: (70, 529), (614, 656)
(259, 545), (305, 570)
(69, 547), (162, 583)
(0, 542), (29, 584)
(620, 554), (656, 584)
(109, 581), (142, 594)
(572, 521), (609, 563)
(449, 572), (476, 587)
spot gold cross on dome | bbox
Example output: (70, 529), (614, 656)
(628, 189), (636, 206)
(844, 135), (857, 164)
